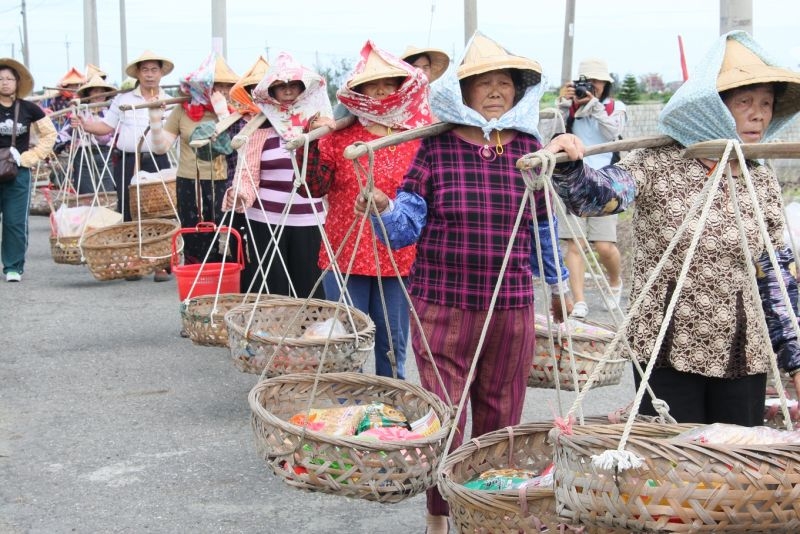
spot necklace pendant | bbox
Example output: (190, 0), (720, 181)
(478, 144), (496, 162)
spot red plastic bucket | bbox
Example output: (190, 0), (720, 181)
(171, 223), (243, 300)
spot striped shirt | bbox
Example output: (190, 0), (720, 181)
(246, 130), (325, 227)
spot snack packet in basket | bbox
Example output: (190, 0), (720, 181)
(672, 422), (800, 445)
(462, 466), (553, 491)
(355, 402), (410, 434)
(288, 405), (366, 436)
(409, 408), (441, 437)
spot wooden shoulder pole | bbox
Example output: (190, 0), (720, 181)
(284, 115), (356, 151)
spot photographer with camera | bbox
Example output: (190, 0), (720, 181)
(556, 58), (627, 319)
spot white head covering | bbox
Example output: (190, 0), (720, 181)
(430, 31), (545, 141)
(659, 31), (800, 146)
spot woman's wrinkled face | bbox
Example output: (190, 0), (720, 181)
(462, 70), (516, 120)
(356, 77), (402, 100)
(269, 80), (304, 106)
(722, 84), (774, 143)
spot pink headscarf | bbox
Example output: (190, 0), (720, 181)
(337, 41), (433, 130)
(251, 52), (333, 140)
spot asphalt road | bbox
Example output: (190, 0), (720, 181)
(1, 214), (634, 534)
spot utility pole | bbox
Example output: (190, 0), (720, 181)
(83, 0), (100, 67)
(211, 0), (227, 58)
(464, 0), (477, 44)
(65, 36), (71, 69)
(119, 0), (128, 81)
(720, 0), (752, 34)
(560, 0), (576, 85)
(20, 0), (30, 66)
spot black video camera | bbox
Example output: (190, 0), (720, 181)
(573, 75), (594, 98)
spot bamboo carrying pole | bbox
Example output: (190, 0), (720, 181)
(683, 140), (800, 160)
(285, 115), (357, 151)
(230, 113), (267, 150)
(343, 109), (561, 160)
(517, 135), (674, 169)
(69, 87), (131, 105)
(48, 100), (110, 119)
(118, 96), (188, 111)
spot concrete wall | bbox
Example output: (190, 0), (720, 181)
(624, 104), (800, 187)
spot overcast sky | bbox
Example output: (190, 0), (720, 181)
(2, 0), (800, 91)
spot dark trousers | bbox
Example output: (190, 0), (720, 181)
(113, 151), (170, 222)
(72, 146), (114, 195)
(633, 366), (766, 426)
(175, 176), (228, 264)
(240, 218), (324, 300)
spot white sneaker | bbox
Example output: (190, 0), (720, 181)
(570, 301), (588, 319)
(604, 284), (623, 310)
(5, 271), (21, 282)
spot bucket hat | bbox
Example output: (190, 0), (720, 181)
(0, 57), (34, 97)
(125, 50), (174, 78)
(347, 49), (408, 89)
(401, 46), (450, 82)
(456, 32), (541, 90)
(716, 37), (800, 122)
(577, 58), (613, 82)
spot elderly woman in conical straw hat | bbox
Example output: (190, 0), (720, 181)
(547, 31), (800, 426)
(56, 75), (117, 194)
(222, 52), (333, 299)
(148, 52), (239, 267)
(301, 40), (432, 381)
(355, 32), (569, 532)
(400, 46), (449, 83)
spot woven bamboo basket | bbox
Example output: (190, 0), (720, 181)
(129, 178), (176, 220)
(180, 293), (267, 347)
(224, 297), (375, 375)
(530, 315), (628, 391)
(29, 187), (52, 215)
(439, 422), (579, 533)
(552, 422), (800, 532)
(49, 235), (84, 265)
(249, 372), (452, 503)
(81, 219), (179, 281)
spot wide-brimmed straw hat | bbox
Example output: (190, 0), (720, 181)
(456, 33), (541, 89)
(577, 58), (613, 82)
(401, 46), (450, 82)
(77, 75), (115, 98)
(213, 55), (239, 84)
(59, 67), (86, 87)
(0, 57), (33, 97)
(85, 64), (107, 81)
(125, 50), (175, 78)
(717, 37), (800, 122)
(347, 49), (408, 89)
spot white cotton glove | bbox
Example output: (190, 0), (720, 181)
(210, 91), (230, 120)
(148, 106), (164, 129)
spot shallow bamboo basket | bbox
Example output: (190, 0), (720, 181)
(49, 235), (84, 265)
(249, 372), (451, 503)
(81, 219), (178, 281)
(552, 422), (800, 532)
(129, 178), (176, 220)
(224, 297), (375, 375)
(180, 293), (268, 347)
(530, 316), (628, 391)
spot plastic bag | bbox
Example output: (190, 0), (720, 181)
(672, 422), (800, 445)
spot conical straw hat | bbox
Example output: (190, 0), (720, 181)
(213, 55), (239, 84)
(59, 67), (86, 87)
(0, 57), (33, 97)
(347, 49), (408, 89)
(238, 56), (270, 88)
(77, 75), (116, 98)
(717, 37), (800, 122)
(125, 50), (175, 78)
(401, 45), (450, 82)
(85, 64), (107, 80)
(457, 32), (541, 89)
